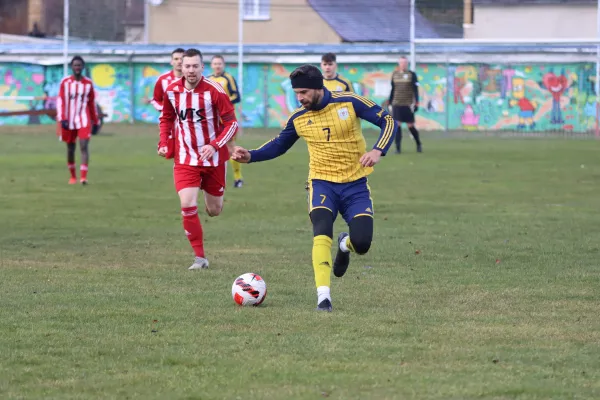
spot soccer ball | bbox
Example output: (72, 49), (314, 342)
(231, 273), (267, 306)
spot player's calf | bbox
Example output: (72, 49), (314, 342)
(334, 216), (373, 278)
(310, 208), (335, 311)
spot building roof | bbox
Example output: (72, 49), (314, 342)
(473, 0), (596, 5)
(307, 0), (442, 42)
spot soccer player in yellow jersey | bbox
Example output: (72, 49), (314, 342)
(208, 55), (244, 188)
(232, 65), (397, 312)
(320, 52), (354, 93)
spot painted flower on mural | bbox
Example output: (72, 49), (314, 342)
(542, 70), (569, 125)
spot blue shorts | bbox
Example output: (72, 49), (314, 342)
(307, 177), (374, 224)
(520, 110), (534, 118)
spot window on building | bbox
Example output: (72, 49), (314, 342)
(243, 0), (270, 21)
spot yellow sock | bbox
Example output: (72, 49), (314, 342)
(345, 236), (355, 253)
(312, 235), (333, 288)
(230, 159), (242, 181)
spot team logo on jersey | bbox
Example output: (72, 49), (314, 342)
(403, 74), (409, 79)
(337, 107), (349, 120)
(179, 108), (205, 122)
(336, 85), (343, 91)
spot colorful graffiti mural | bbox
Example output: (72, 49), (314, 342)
(0, 61), (597, 132)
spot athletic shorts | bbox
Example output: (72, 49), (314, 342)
(307, 177), (373, 224)
(392, 105), (415, 124)
(173, 163), (226, 196)
(58, 124), (92, 144)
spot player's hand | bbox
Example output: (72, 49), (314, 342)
(413, 104), (419, 113)
(157, 146), (169, 157)
(231, 146), (251, 163)
(91, 124), (100, 135)
(360, 149), (382, 167)
(199, 144), (217, 161)
(61, 120), (69, 130)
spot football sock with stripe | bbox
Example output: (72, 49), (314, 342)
(312, 235), (333, 293)
(230, 159), (243, 181)
(181, 206), (205, 258)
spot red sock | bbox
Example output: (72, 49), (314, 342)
(68, 163), (76, 179)
(80, 164), (88, 180)
(181, 206), (205, 257)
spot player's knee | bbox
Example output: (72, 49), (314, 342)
(349, 216), (373, 255)
(310, 208), (334, 238)
(205, 204), (222, 217)
(351, 235), (372, 255)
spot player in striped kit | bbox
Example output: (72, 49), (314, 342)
(158, 48), (239, 270)
(57, 55), (100, 185)
(209, 55), (245, 188)
(148, 48), (185, 112)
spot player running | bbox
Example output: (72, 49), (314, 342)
(320, 52), (354, 93)
(208, 55), (245, 188)
(232, 65), (397, 311)
(56, 55), (100, 185)
(148, 48), (185, 113)
(158, 48), (239, 270)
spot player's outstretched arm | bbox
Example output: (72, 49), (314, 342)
(350, 95), (397, 156)
(197, 92), (240, 161)
(244, 118), (300, 163)
(231, 146), (251, 163)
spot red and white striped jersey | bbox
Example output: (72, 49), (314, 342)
(57, 76), (99, 130)
(151, 70), (177, 112)
(159, 77), (239, 167)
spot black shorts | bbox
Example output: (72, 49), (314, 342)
(392, 106), (415, 124)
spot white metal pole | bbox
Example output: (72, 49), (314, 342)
(62, 0), (69, 77)
(144, 0), (150, 43)
(238, 0), (244, 99)
(409, 0), (416, 71)
(596, 0), (600, 136)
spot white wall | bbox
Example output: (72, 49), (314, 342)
(465, 4), (598, 39)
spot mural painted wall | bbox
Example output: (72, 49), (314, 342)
(134, 63), (267, 127)
(0, 61), (597, 133)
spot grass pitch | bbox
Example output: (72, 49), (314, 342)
(1, 124), (599, 399)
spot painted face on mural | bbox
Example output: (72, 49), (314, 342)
(71, 59), (84, 78)
(320, 61), (337, 79)
(294, 88), (323, 110)
(182, 55), (204, 86)
(512, 78), (525, 99)
(210, 57), (225, 76)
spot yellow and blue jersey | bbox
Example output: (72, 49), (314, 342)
(323, 74), (354, 93)
(248, 88), (396, 183)
(208, 72), (240, 104)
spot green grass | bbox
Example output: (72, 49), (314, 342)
(1, 124), (599, 399)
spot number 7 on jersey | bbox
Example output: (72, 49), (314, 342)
(322, 127), (330, 141)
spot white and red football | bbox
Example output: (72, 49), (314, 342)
(231, 273), (267, 306)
